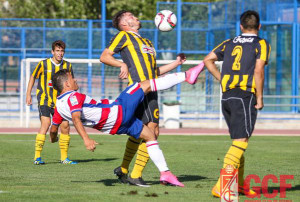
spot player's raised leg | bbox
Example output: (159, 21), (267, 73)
(114, 64), (204, 184)
(141, 63), (204, 93)
(185, 62), (204, 84)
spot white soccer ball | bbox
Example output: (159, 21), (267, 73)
(154, 10), (177, 32)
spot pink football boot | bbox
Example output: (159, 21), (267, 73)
(160, 171), (184, 187)
(185, 62), (205, 84)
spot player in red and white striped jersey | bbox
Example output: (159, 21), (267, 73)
(49, 63), (203, 187)
(52, 93), (122, 134)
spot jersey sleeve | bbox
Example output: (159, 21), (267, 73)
(256, 39), (271, 65)
(107, 31), (128, 53)
(52, 108), (64, 125)
(67, 92), (86, 114)
(68, 62), (74, 78)
(212, 39), (230, 61)
(32, 61), (43, 78)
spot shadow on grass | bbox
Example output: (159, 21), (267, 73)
(71, 175), (209, 187)
(96, 179), (122, 186)
(177, 175), (208, 182)
(263, 184), (300, 193)
(73, 158), (118, 163)
(145, 175), (209, 185)
(37, 158), (118, 165)
(71, 179), (120, 186)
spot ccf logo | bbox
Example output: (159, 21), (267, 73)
(244, 174), (294, 201)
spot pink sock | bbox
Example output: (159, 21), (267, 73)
(150, 72), (186, 91)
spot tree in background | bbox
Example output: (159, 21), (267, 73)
(0, 0), (220, 20)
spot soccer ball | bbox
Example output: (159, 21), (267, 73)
(154, 10), (177, 32)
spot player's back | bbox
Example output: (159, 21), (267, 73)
(216, 34), (270, 93)
(54, 91), (121, 133)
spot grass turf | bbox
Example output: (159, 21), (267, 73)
(0, 134), (299, 201)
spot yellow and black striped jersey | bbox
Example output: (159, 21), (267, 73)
(32, 58), (73, 108)
(213, 34), (271, 93)
(107, 31), (158, 85)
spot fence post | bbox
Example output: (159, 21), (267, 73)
(87, 20), (93, 94)
(276, 26), (282, 110)
(205, 2), (213, 112)
(101, 0), (106, 98)
(42, 19), (46, 58)
(292, 23), (298, 113)
(296, 23), (300, 113)
(176, 0), (182, 101)
(19, 29), (26, 127)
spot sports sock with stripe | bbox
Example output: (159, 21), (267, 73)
(238, 155), (245, 186)
(59, 133), (70, 161)
(34, 133), (46, 160)
(223, 141), (248, 169)
(146, 141), (169, 172)
(150, 72), (186, 91)
(120, 136), (141, 174)
(215, 141), (248, 189)
(130, 141), (150, 179)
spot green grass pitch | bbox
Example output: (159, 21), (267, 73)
(0, 134), (299, 201)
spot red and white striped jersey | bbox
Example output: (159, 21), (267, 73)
(52, 91), (123, 134)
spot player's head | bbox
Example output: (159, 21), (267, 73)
(112, 10), (141, 31)
(53, 69), (78, 94)
(51, 40), (66, 63)
(240, 10), (260, 32)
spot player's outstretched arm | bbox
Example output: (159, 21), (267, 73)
(49, 124), (59, 143)
(254, 59), (266, 110)
(158, 53), (187, 75)
(71, 111), (98, 152)
(26, 75), (36, 105)
(203, 52), (221, 81)
(100, 48), (128, 79)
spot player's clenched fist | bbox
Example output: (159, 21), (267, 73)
(84, 138), (99, 152)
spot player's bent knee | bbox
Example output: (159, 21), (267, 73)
(60, 121), (70, 133)
(139, 126), (156, 142)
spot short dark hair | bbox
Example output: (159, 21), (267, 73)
(52, 40), (66, 51)
(112, 10), (128, 31)
(240, 10), (260, 30)
(52, 69), (69, 94)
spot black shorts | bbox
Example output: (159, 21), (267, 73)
(134, 91), (159, 124)
(38, 105), (54, 118)
(221, 88), (257, 139)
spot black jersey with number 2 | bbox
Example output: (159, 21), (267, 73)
(213, 34), (271, 94)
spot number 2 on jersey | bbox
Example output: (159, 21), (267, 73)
(231, 46), (243, 71)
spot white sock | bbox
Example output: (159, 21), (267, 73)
(150, 72), (186, 91)
(146, 141), (169, 172)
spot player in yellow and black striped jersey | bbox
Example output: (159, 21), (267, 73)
(213, 34), (270, 94)
(100, 10), (187, 187)
(32, 57), (73, 108)
(106, 30), (158, 85)
(26, 40), (77, 165)
(204, 10), (271, 198)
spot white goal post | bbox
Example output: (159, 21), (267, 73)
(20, 58), (223, 128)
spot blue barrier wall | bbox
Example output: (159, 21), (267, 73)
(0, 0), (299, 113)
